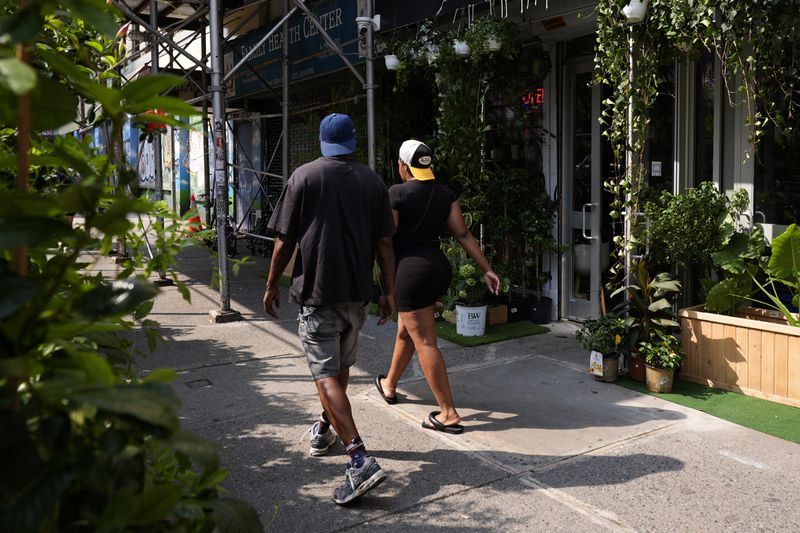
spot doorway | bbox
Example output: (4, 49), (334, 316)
(561, 60), (612, 321)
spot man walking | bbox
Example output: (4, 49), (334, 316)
(263, 113), (396, 505)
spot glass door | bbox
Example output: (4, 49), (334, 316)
(562, 62), (608, 321)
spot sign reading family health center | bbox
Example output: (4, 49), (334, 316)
(225, 0), (363, 98)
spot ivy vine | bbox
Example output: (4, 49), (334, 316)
(595, 0), (800, 285)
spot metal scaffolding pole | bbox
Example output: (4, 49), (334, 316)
(282, 0), (290, 184)
(151, 0), (173, 286)
(365, 0), (376, 170)
(209, 0), (241, 322)
(202, 27), (211, 228)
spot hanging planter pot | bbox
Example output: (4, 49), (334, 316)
(487, 36), (501, 52)
(384, 54), (399, 71)
(622, 0), (650, 24)
(453, 39), (470, 56)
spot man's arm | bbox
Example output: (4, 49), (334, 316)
(375, 235), (395, 325)
(263, 236), (296, 318)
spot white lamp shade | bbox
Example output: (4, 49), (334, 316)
(384, 54), (399, 70)
(623, 0), (650, 23)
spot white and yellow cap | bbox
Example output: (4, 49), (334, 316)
(399, 139), (435, 180)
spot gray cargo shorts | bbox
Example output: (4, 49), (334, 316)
(298, 301), (369, 380)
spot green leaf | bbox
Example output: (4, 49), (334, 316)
(647, 298), (673, 313)
(132, 95), (199, 117)
(31, 76), (78, 131)
(0, 468), (72, 533)
(705, 277), (752, 314)
(133, 300), (154, 320)
(67, 350), (116, 385)
(171, 430), (220, 471)
(143, 368), (177, 383)
(0, 57), (37, 94)
(74, 279), (159, 320)
(122, 74), (185, 103)
(0, 191), (63, 217)
(129, 484), (184, 525)
(0, 216), (72, 250)
(767, 224), (800, 282)
(0, 8), (43, 45)
(67, 384), (180, 430)
(61, 0), (120, 38)
(175, 280), (191, 302)
(0, 274), (36, 319)
(205, 498), (264, 533)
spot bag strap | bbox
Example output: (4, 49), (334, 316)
(405, 182), (436, 244)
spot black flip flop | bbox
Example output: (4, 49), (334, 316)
(374, 374), (398, 405)
(422, 411), (464, 434)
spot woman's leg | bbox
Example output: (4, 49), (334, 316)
(381, 314), (415, 398)
(401, 306), (461, 426)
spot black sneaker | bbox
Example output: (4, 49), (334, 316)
(308, 421), (336, 456)
(332, 457), (387, 505)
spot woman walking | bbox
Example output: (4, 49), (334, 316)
(374, 139), (500, 433)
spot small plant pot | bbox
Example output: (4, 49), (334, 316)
(506, 298), (529, 322)
(455, 304), (487, 336)
(453, 39), (470, 56)
(528, 296), (552, 325)
(627, 352), (646, 383)
(384, 54), (399, 70)
(645, 365), (674, 393)
(487, 36), (501, 52)
(595, 354), (620, 383)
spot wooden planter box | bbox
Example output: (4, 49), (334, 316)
(679, 305), (800, 408)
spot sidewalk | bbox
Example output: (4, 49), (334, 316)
(131, 246), (800, 532)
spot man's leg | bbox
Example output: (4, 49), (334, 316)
(314, 371), (358, 444)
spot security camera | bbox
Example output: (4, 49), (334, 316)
(355, 15), (380, 36)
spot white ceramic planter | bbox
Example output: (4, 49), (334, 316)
(487, 37), (501, 52)
(456, 304), (487, 336)
(453, 39), (470, 56)
(384, 54), (399, 71)
(425, 44), (440, 63)
(622, 0), (650, 23)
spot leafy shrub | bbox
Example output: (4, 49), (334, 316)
(575, 315), (628, 354)
(0, 3), (261, 531)
(639, 335), (685, 370)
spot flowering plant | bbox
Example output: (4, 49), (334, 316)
(451, 261), (510, 306)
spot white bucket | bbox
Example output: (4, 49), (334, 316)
(456, 304), (487, 336)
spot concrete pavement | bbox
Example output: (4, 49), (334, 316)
(128, 246), (800, 532)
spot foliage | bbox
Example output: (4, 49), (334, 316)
(707, 223), (800, 326)
(463, 15), (517, 63)
(441, 227), (509, 308)
(575, 314), (628, 354)
(612, 259), (681, 349)
(639, 334), (685, 370)
(595, 0), (800, 287)
(641, 183), (749, 275)
(0, 2), (261, 532)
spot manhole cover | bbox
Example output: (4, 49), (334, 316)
(185, 378), (212, 388)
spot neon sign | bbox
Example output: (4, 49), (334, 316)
(521, 87), (545, 112)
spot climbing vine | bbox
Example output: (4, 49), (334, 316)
(595, 0), (800, 284)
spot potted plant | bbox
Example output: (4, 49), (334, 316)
(638, 334), (685, 393)
(452, 261), (491, 336)
(612, 259), (682, 382)
(575, 314), (628, 382)
(464, 16), (515, 62)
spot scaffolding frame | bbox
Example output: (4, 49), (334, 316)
(115, 0), (378, 321)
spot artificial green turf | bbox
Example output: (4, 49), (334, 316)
(435, 320), (548, 347)
(367, 303), (548, 346)
(615, 375), (800, 445)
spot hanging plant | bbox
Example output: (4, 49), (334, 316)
(594, 0), (800, 287)
(464, 16), (517, 63)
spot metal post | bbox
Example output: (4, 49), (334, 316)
(282, 0), (290, 184)
(365, 0), (376, 170)
(151, 0), (172, 285)
(209, 0), (241, 322)
(624, 28), (634, 290)
(202, 28), (211, 227)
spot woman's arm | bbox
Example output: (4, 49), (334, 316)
(446, 200), (501, 295)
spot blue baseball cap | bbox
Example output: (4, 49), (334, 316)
(319, 113), (356, 157)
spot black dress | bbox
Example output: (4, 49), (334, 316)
(388, 180), (457, 311)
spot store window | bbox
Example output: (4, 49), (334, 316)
(694, 54), (715, 186)
(645, 66), (675, 193)
(754, 121), (800, 226)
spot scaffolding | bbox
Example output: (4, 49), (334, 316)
(114, 0), (378, 322)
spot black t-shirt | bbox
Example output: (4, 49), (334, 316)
(388, 180), (457, 255)
(267, 156), (395, 306)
